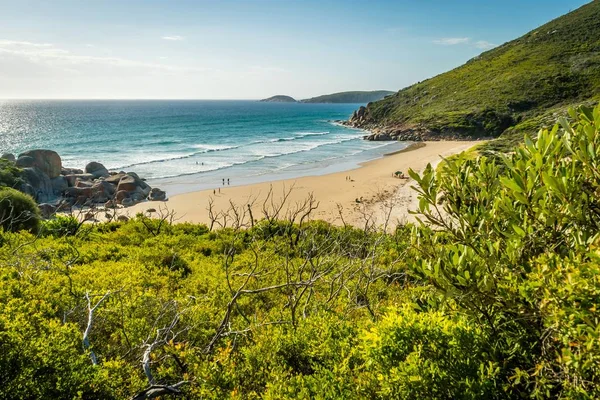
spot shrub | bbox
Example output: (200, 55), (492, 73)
(0, 158), (22, 188)
(360, 307), (497, 399)
(0, 187), (40, 233)
(408, 103), (600, 396)
(41, 215), (81, 237)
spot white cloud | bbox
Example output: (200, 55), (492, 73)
(474, 40), (496, 49)
(162, 35), (184, 41)
(0, 40), (53, 47)
(0, 39), (208, 75)
(433, 37), (470, 45)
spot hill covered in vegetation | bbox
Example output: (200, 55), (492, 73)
(301, 90), (394, 104)
(347, 1), (600, 151)
(1, 104), (600, 398)
(259, 95), (297, 103)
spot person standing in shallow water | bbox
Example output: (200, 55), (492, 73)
(222, 178), (225, 185)
(228, 178), (230, 185)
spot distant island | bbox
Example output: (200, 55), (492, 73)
(259, 95), (298, 103)
(259, 90), (395, 104)
(301, 90), (394, 104)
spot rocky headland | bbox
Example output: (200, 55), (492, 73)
(339, 105), (492, 142)
(1, 150), (166, 217)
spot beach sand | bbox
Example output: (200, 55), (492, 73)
(124, 141), (479, 229)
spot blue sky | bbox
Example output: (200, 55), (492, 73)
(0, 0), (590, 99)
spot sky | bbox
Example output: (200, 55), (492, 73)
(0, 0), (591, 100)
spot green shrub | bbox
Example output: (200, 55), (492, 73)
(0, 158), (22, 188)
(409, 103), (600, 396)
(41, 215), (81, 237)
(0, 187), (40, 233)
(360, 307), (497, 399)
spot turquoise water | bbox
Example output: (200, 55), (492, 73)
(0, 100), (406, 194)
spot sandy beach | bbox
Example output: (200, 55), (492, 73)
(124, 141), (479, 229)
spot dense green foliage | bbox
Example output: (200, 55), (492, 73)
(301, 91), (395, 104)
(2, 105), (600, 398)
(359, 1), (600, 149)
(0, 187), (40, 233)
(0, 158), (23, 188)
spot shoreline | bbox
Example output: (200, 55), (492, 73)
(382, 141), (426, 156)
(143, 139), (408, 197)
(124, 141), (480, 228)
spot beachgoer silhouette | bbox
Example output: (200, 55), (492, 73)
(222, 178), (225, 185)
(227, 178), (230, 185)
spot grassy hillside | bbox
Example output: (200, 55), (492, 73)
(302, 90), (394, 104)
(353, 1), (600, 151)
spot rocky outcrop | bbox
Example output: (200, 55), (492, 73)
(18, 150), (62, 178)
(116, 175), (137, 193)
(51, 176), (68, 194)
(4, 149), (167, 214)
(16, 156), (35, 168)
(105, 173), (126, 185)
(64, 173), (95, 187)
(61, 167), (83, 175)
(343, 105), (491, 142)
(85, 161), (110, 178)
(20, 167), (54, 203)
(148, 188), (167, 201)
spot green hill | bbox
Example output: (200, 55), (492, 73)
(301, 90), (394, 104)
(347, 1), (600, 151)
(259, 95), (297, 103)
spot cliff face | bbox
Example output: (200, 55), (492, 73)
(348, 1), (600, 144)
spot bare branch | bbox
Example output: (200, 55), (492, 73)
(83, 291), (111, 365)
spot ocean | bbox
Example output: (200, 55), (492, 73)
(0, 100), (407, 195)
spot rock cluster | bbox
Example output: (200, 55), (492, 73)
(2, 149), (167, 213)
(341, 106), (489, 142)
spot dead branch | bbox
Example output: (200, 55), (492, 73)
(130, 381), (189, 400)
(83, 291), (111, 365)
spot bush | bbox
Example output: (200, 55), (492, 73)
(0, 187), (40, 233)
(41, 215), (81, 237)
(408, 103), (600, 396)
(360, 307), (497, 399)
(0, 158), (22, 188)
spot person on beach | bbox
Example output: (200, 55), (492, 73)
(222, 178), (225, 185)
(227, 178), (230, 185)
